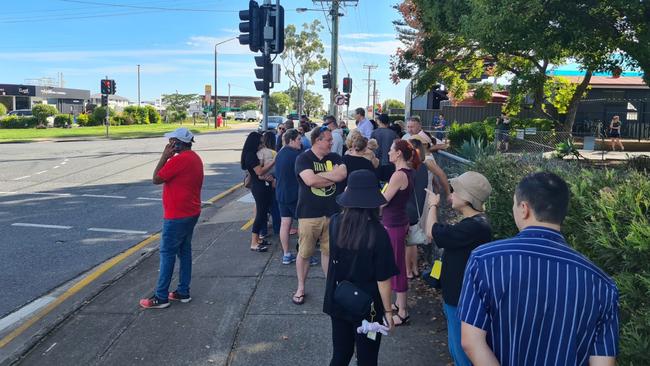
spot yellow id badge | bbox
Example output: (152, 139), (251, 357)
(325, 160), (333, 171)
(430, 259), (442, 279)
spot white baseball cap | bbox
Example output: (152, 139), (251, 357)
(164, 127), (195, 143)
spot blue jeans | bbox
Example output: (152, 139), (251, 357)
(155, 216), (199, 300)
(261, 195), (281, 236)
(443, 302), (472, 366)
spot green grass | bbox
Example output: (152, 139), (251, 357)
(0, 122), (231, 142)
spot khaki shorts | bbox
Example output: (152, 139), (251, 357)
(298, 217), (330, 258)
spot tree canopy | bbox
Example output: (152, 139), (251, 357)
(269, 92), (292, 115)
(383, 99), (405, 111)
(285, 86), (324, 117)
(281, 20), (329, 116)
(391, 0), (650, 131)
(240, 102), (259, 111)
(162, 93), (199, 112)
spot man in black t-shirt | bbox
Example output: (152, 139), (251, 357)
(292, 127), (347, 305)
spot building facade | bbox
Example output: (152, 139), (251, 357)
(0, 84), (90, 115)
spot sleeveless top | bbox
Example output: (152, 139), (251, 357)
(406, 163), (428, 225)
(382, 168), (414, 227)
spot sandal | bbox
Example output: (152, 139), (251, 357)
(257, 239), (271, 246)
(391, 303), (399, 312)
(250, 245), (269, 252)
(392, 313), (411, 326)
(292, 293), (305, 305)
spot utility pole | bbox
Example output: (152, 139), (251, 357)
(328, 0), (339, 116)
(363, 64), (377, 117)
(137, 64), (141, 106)
(105, 74), (109, 138)
(227, 83), (231, 111)
(372, 80), (377, 119)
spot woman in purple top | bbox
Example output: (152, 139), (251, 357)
(381, 139), (417, 326)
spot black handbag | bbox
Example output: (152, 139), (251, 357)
(331, 218), (374, 322)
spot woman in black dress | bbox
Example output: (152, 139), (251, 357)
(609, 115), (624, 151)
(324, 170), (399, 366)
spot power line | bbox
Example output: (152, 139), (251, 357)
(59, 0), (237, 13)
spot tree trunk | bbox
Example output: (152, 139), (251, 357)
(561, 70), (593, 133)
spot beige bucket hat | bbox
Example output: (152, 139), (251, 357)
(449, 171), (492, 211)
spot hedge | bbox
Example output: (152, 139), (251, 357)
(76, 114), (90, 126)
(0, 116), (39, 129)
(470, 154), (650, 366)
(448, 118), (556, 149)
(0, 103), (7, 116)
(53, 114), (72, 128)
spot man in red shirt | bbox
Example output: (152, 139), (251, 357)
(140, 128), (204, 309)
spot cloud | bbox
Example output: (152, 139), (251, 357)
(43, 64), (180, 76)
(339, 40), (402, 55)
(340, 33), (396, 40)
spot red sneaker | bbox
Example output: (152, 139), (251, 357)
(168, 291), (192, 303)
(139, 295), (170, 309)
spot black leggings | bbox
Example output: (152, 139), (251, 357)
(251, 184), (273, 235)
(330, 316), (382, 366)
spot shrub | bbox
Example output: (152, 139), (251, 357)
(76, 114), (89, 126)
(166, 110), (187, 123)
(627, 155), (650, 174)
(110, 115), (126, 126)
(144, 105), (161, 124)
(0, 115), (39, 129)
(457, 136), (496, 160)
(0, 103), (7, 116)
(53, 114), (72, 128)
(469, 154), (650, 366)
(123, 106), (150, 125)
(554, 138), (582, 159)
(447, 121), (494, 148)
(31, 104), (58, 125)
(89, 107), (115, 126)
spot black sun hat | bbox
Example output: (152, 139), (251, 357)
(336, 170), (387, 208)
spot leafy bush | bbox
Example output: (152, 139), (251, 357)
(457, 136), (497, 160)
(0, 115), (39, 129)
(554, 139), (582, 159)
(144, 105), (161, 124)
(0, 103), (7, 116)
(448, 121), (494, 148)
(483, 117), (557, 131)
(110, 114), (126, 126)
(122, 106), (150, 125)
(627, 155), (650, 174)
(76, 114), (89, 126)
(166, 110), (187, 123)
(89, 107), (115, 126)
(31, 104), (58, 125)
(470, 154), (650, 366)
(53, 114), (72, 128)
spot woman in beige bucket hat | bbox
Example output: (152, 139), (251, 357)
(424, 171), (493, 366)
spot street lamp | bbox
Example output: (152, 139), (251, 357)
(214, 37), (238, 125)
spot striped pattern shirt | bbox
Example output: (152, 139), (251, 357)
(458, 226), (619, 365)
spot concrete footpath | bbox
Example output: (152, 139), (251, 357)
(6, 188), (452, 366)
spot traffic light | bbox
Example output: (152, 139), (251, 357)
(322, 73), (331, 89)
(254, 55), (272, 93)
(238, 1), (263, 52)
(100, 79), (116, 95)
(344, 93), (350, 106)
(266, 4), (285, 54)
(342, 77), (352, 93)
(101, 94), (108, 107)
(110, 80), (116, 95)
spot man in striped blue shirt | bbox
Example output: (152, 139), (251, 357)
(458, 172), (619, 366)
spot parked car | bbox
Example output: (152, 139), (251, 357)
(286, 113), (299, 122)
(7, 109), (33, 117)
(258, 116), (287, 131)
(234, 112), (246, 121)
(244, 110), (262, 122)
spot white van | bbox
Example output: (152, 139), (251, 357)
(244, 110), (262, 122)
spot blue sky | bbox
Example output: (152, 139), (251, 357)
(0, 0), (407, 110)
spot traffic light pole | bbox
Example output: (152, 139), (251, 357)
(262, 0), (272, 131)
(328, 0), (339, 117)
(105, 75), (109, 138)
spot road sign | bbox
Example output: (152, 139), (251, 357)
(335, 94), (345, 106)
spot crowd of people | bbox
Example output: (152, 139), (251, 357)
(141, 113), (620, 366)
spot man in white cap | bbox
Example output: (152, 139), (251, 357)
(140, 127), (204, 309)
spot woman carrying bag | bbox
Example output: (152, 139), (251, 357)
(323, 169), (399, 366)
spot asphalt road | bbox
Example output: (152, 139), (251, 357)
(0, 127), (252, 318)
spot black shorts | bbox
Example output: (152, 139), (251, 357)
(278, 202), (297, 219)
(609, 131), (620, 138)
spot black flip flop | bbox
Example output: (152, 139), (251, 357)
(250, 245), (268, 252)
(258, 239), (271, 246)
(292, 293), (305, 305)
(393, 313), (411, 326)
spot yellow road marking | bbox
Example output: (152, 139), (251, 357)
(240, 217), (254, 231)
(0, 182), (243, 348)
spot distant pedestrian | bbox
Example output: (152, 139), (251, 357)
(424, 171), (492, 366)
(324, 170), (398, 366)
(241, 132), (274, 252)
(324, 115), (345, 155)
(371, 113), (398, 182)
(275, 128), (302, 265)
(140, 128), (204, 309)
(459, 172), (619, 366)
(354, 107), (373, 139)
(381, 139), (417, 326)
(342, 136), (376, 187)
(297, 123), (312, 150)
(609, 115), (624, 151)
(496, 112), (511, 152)
(292, 127), (347, 305)
(275, 123), (286, 151)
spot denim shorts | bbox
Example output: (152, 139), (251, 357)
(278, 202), (297, 218)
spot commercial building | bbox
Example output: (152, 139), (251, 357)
(0, 84), (90, 114)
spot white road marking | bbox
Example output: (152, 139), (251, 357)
(0, 296), (57, 333)
(88, 228), (148, 235)
(136, 197), (162, 201)
(53, 166), (60, 169)
(61, 161), (67, 165)
(13, 176), (30, 180)
(11, 223), (72, 229)
(35, 170), (48, 175)
(26, 192), (73, 197)
(0, 191), (16, 195)
(44, 342), (58, 354)
(81, 194), (127, 199)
